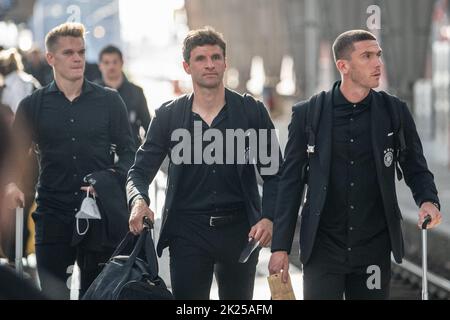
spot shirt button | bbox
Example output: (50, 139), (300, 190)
(73, 156), (77, 160)
(70, 119), (75, 123)
(350, 161), (355, 165)
(349, 227), (354, 231)
(72, 137), (76, 142)
(350, 205), (355, 210)
(350, 118), (354, 122)
(212, 170), (216, 174)
(350, 182), (355, 187)
(353, 104), (356, 108)
(74, 208), (78, 212)
(350, 139), (354, 143)
(74, 192), (79, 196)
(347, 247), (352, 252)
(323, 186), (327, 191)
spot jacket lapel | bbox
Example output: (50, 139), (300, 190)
(316, 89), (333, 180)
(370, 91), (391, 181)
(225, 89), (249, 177)
(166, 93), (193, 212)
(181, 93), (193, 130)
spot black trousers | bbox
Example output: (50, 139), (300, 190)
(33, 212), (112, 300)
(35, 243), (112, 300)
(168, 213), (259, 300)
(302, 252), (391, 300)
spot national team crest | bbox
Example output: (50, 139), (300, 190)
(384, 148), (394, 167)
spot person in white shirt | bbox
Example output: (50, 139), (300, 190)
(0, 48), (41, 114)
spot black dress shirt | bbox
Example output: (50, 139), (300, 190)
(14, 79), (135, 221)
(174, 104), (245, 214)
(314, 84), (391, 269)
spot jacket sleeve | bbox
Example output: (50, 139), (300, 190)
(399, 101), (440, 208)
(271, 103), (309, 253)
(254, 101), (283, 221)
(109, 91), (136, 178)
(126, 106), (170, 208)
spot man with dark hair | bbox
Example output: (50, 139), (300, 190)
(127, 27), (281, 299)
(4, 22), (135, 299)
(98, 45), (151, 146)
(269, 29), (441, 299)
(332, 29), (376, 62)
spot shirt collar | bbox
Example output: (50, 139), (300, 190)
(334, 83), (372, 107)
(45, 78), (94, 95)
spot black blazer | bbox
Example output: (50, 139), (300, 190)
(272, 85), (439, 264)
(126, 88), (282, 256)
(72, 170), (129, 251)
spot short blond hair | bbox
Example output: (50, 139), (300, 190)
(45, 22), (86, 52)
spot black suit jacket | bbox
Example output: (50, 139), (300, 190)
(272, 85), (439, 264)
(126, 88), (282, 256)
(72, 170), (129, 251)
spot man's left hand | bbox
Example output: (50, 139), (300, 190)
(418, 202), (442, 229)
(248, 218), (273, 247)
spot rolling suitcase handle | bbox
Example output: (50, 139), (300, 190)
(421, 215), (432, 300)
(15, 207), (24, 278)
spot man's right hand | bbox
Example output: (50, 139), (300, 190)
(129, 198), (155, 235)
(268, 251), (290, 283)
(3, 183), (25, 210)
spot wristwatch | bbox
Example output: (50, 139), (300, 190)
(431, 202), (441, 211)
(131, 196), (148, 208)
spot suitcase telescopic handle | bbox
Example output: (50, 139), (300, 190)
(421, 215), (432, 229)
(421, 215), (432, 300)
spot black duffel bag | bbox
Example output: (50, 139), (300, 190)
(82, 220), (173, 300)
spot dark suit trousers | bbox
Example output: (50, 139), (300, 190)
(33, 213), (113, 300)
(302, 251), (391, 300)
(168, 213), (259, 300)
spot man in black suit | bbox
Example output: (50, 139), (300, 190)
(126, 27), (281, 299)
(269, 30), (442, 299)
(97, 45), (151, 147)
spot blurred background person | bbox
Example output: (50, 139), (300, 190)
(0, 103), (15, 256)
(0, 48), (41, 114)
(0, 48), (40, 271)
(0, 102), (45, 299)
(24, 47), (53, 86)
(97, 45), (151, 147)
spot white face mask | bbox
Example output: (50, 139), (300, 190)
(75, 187), (102, 235)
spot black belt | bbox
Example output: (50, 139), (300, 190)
(208, 214), (242, 227)
(205, 208), (246, 228)
(177, 207), (246, 228)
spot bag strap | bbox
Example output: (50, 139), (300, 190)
(380, 92), (406, 181)
(305, 91), (326, 156)
(300, 91), (326, 183)
(110, 230), (149, 299)
(110, 231), (135, 258)
(142, 218), (159, 280)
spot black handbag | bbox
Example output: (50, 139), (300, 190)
(82, 221), (173, 300)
